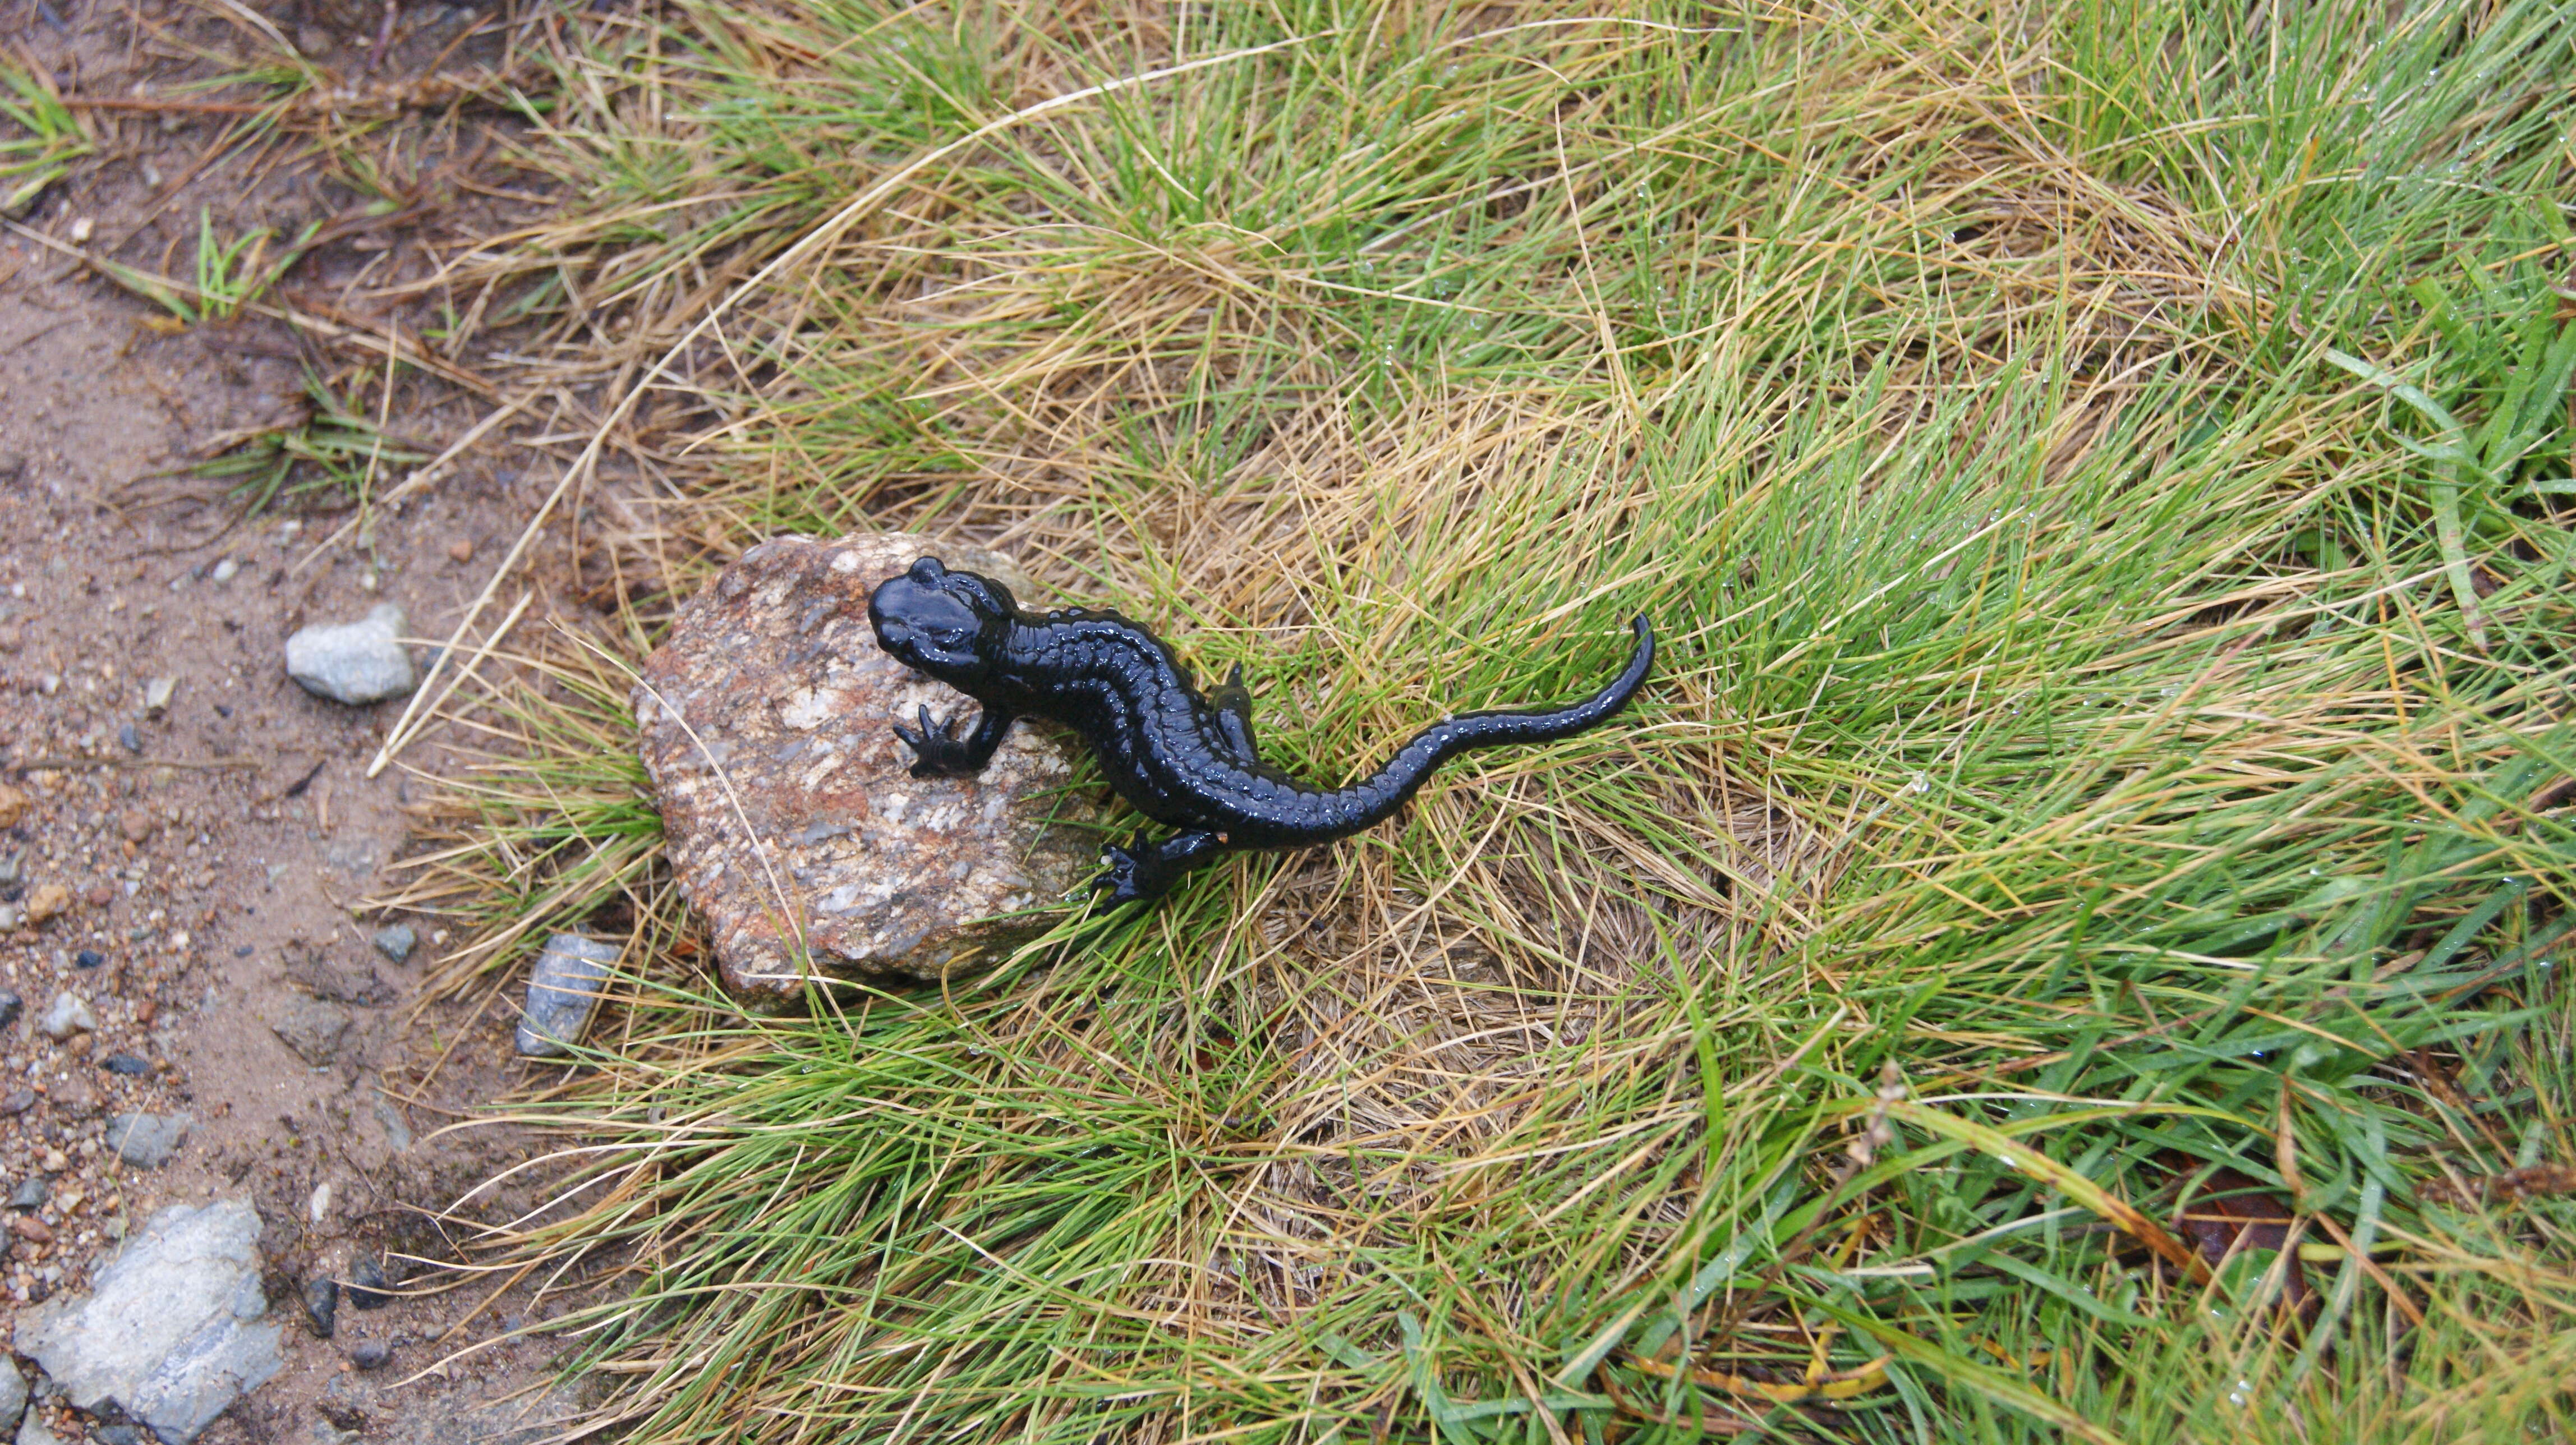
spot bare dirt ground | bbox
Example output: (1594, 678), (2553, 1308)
(1, 2), (600, 1439)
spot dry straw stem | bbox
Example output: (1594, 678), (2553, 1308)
(370, 1), (2576, 1441)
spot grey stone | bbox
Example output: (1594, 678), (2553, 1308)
(0, 990), (18, 1030)
(345, 1257), (394, 1310)
(260, 993), (351, 1067)
(17, 1198), (283, 1444)
(14, 1412), (57, 1445)
(370, 924), (416, 964)
(348, 1340), (390, 1372)
(9, 1176), (46, 1209)
(284, 605), (415, 705)
(0, 1358), (25, 1435)
(303, 1277), (338, 1338)
(36, 993), (95, 1040)
(142, 675), (178, 714)
(514, 935), (617, 1059)
(105, 1112), (191, 1169)
(634, 532), (1100, 1008)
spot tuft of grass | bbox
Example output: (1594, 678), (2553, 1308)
(378, 628), (663, 997)
(187, 371), (428, 516)
(387, 1), (2576, 1442)
(0, 49), (91, 217)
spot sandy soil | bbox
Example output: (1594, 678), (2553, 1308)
(1, 2), (599, 1439)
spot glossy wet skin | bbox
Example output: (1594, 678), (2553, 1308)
(869, 563), (1009, 683)
(868, 556), (1654, 904)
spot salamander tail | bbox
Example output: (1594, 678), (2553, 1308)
(1314, 616), (1653, 836)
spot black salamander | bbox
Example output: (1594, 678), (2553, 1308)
(868, 557), (1654, 904)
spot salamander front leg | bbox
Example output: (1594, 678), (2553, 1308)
(891, 703), (1015, 779)
(1092, 829), (1227, 905)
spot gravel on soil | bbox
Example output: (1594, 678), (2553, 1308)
(0, 4), (643, 1437)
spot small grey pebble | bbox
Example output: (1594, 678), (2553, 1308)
(100, 1053), (150, 1076)
(105, 1111), (190, 1168)
(117, 722), (141, 753)
(347, 1256), (394, 1309)
(233, 944), (253, 958)
(8, 1176), (45, 1209)
(73, 949), (102, 969)
(96, 1428), (145, 1445)
(514, 933), (619, 1057)
(284, 604), (416, 705)
(349, 1340), (392, 1371)
(0, 1090), (30, 1115)
(305, 1276), (340, 1337)
(371, 923), (417, 964)
(0, 990), (17, 1030)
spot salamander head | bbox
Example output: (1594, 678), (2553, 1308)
(869, 556), (1017, 684)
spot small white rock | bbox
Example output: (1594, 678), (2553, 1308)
(143, 676), (178, 714)
(283, 605), (415, 706)
(209, 558), (239, 584)
(38, 993), (97, 1041)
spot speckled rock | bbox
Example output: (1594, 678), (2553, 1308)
(636, 533), (1100, 1007)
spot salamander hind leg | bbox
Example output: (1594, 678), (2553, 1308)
(1208, 663), (1260, 764)
(1092, 829), (1227, 905)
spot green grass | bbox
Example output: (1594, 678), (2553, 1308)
(186, 370), (427, 515)
(397, 1), (2576, 1440)
(0, 52), (91, 217)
